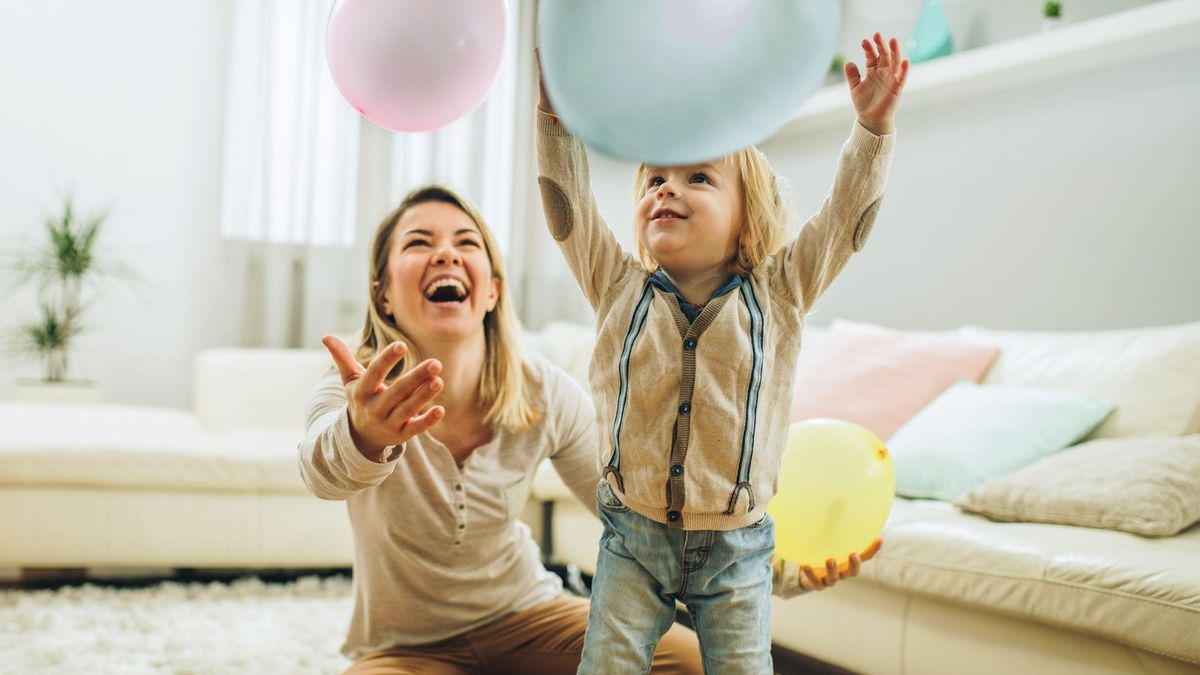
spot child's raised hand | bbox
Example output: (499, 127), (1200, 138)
(844, 33), (910, 136)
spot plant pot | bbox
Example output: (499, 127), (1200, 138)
(14, 379), (100, 403)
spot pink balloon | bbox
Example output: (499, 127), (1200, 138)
(326, 0), (506, 132)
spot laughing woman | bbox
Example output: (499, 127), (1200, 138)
(298, 185), (702, 674)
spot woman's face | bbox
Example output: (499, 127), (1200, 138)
(380, 201), (500, 348)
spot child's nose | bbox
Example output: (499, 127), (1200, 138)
(656, 180), (678, 199)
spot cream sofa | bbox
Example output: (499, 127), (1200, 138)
(0, 349), (354, 571)
(529, 321), (1200, 675)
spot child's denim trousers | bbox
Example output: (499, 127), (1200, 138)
(578, 480), (775, 675)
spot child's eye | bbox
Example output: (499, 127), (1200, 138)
(690, 173), (711, 184)
(647, 176), (665, 189)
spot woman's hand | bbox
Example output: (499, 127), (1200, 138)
(797, 538), (883, 592)
(323, 335), (445, 461)
(845, 33), (910, 136)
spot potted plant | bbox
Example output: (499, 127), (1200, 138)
(8, 198), (130, 401)
(1043, 2), (1063, 32)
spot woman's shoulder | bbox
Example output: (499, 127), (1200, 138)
(521, 354), (592, 416)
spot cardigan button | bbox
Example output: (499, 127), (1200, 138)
(667, 511), (681, 522)
(683, 338), (697, 351)
(678, 403), (691, 414)
(670, 464), (683, 477)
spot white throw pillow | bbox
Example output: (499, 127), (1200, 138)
(958, 321), (1200, 439)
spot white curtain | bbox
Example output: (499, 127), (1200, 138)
(387, 0), (523, 253)
(219, 0), (359, 248)
(218, 0), (540, 346)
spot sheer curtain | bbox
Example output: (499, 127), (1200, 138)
(218, 0), (360, 347)
(218, 0), (545, 347)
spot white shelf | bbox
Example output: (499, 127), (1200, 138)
(775, 0), (1200, 138)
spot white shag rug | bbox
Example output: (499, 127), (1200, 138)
(0, 575), (354, 674)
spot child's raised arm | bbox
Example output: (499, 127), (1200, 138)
(769, 34), (908, 311)
(534, 53), (640, 312)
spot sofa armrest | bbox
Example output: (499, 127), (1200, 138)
(194, 348), (332, 430)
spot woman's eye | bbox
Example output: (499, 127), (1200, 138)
(403, 239), (429, 249)
(690, 173), (710, 184)
(458, 239), (481, 248)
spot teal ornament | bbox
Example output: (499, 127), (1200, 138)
(538, 0), (840, 165)
(908, 0), (954, 63)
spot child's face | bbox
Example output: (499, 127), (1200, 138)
(635, 158), (744, 278)
(381, 201), (500, 347)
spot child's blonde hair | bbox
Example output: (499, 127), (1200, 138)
(633, 147), (787, 277)
(358, 184), (538, 433)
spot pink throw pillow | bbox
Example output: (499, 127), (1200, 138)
(791, 320), (1000, 440)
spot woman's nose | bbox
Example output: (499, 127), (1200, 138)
(432, 242), (462, 266)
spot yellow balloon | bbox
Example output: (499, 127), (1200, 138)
(767, 419), (895, 572)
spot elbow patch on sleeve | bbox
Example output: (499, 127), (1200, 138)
(538, 177), (575, 242)
(853, 198), (881, 252)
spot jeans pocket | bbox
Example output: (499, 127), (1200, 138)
(596, 479), (629, 513)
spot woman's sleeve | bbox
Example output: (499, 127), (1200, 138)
(297, 370), (404, 500)
(546, 367), (602, 517)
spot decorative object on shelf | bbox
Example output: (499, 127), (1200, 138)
(826, 53), (847, 85)
(1043, 1), (1063, 32)
(907, 0), (953, 63)
(7, 198), (133, 392)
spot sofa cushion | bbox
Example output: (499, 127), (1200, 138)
(956, 435), (1200, 537)
(887, 382), (1113, 501)
(0, 403), (306, 494)
(865, 498), (1200, 665)
(959, 321), (1200, 439)
(789, 320), (998, 440)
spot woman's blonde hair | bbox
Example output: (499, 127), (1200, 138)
(358, 184), (538, 433)
(633, 147), (787, 277)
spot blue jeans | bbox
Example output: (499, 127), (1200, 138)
(579, 481), (775, 675)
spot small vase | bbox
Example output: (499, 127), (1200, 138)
(1041, 16), (1062, 33)
(908, 0), (954, 64)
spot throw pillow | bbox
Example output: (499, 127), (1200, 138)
(956, 435), (1200, 536)
(790, 320), (999, 440)
(888, 382), (1113, 501)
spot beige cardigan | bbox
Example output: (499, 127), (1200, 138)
(536, 109), (894, 531)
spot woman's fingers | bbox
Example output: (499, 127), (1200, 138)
(375, 358), (442, 416)
(360, 342), (408, 395)
(397, 405), (446, 441)
(383, 370), (444, 428)
(323, 335), (365, 385)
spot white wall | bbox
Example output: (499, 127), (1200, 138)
(562, 23), (1200, 331)
(0, 0), (235, 406)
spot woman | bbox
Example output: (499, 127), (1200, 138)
(298, 185), (703, 674)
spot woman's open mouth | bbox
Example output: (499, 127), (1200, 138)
(423, 277), (470, 304)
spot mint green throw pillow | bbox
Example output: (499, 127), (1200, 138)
(888, 382), (1114, 501)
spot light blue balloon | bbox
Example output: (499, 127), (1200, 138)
(538, 0), (840, 165)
